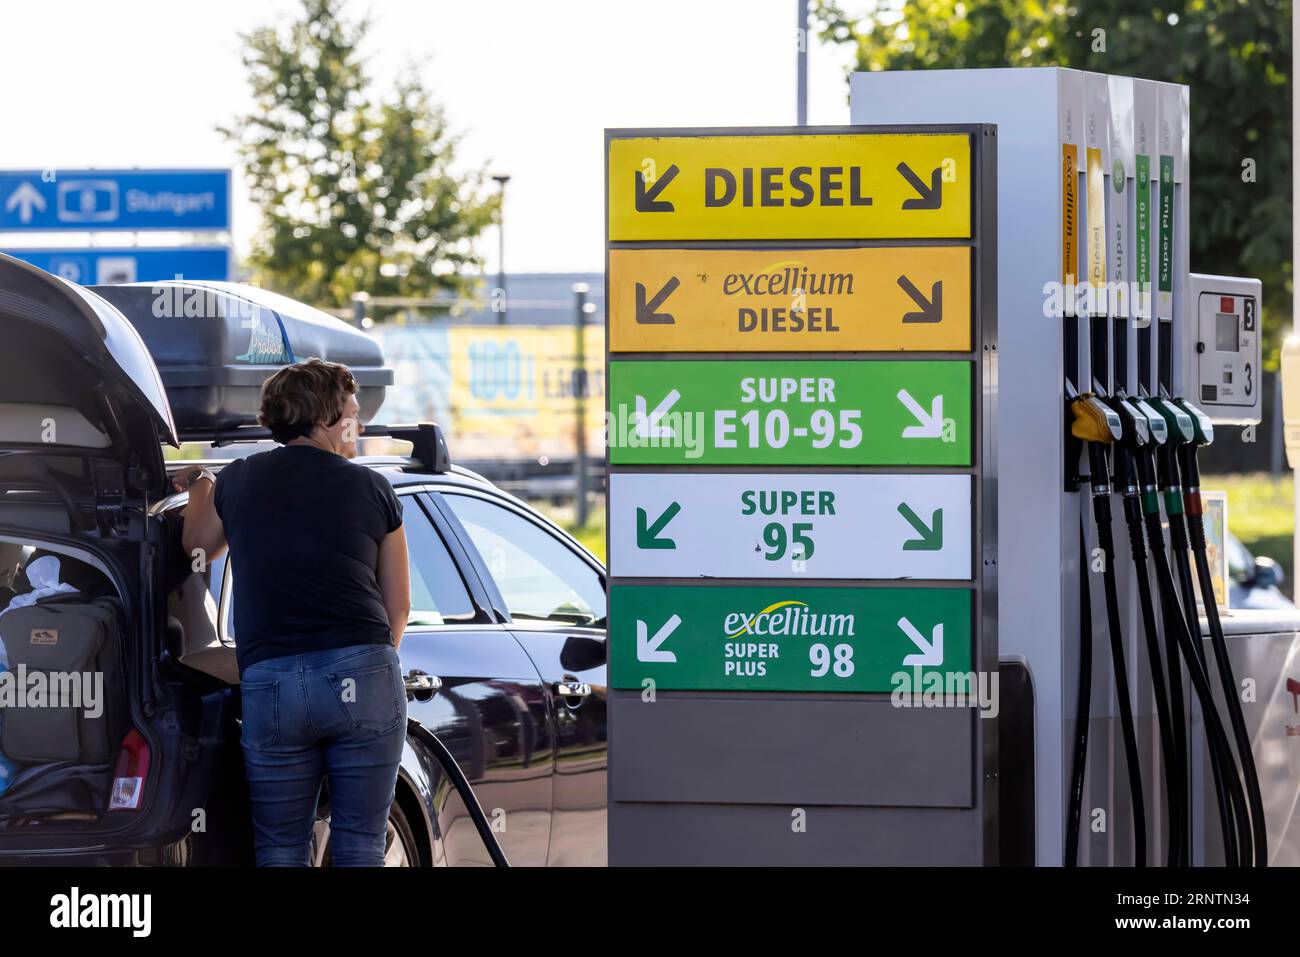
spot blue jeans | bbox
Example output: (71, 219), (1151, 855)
(239, 643), (407, 867)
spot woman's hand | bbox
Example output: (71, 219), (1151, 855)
(172, 466), (210, 495)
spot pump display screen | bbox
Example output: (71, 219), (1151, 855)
(1216, 313), (1240, 352)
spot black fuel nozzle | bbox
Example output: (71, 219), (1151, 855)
(1172, 398), (1214, 499)
(1102, 391), (1151, 526)
(1122, 394), (1166, 514)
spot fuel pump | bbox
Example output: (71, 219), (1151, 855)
(1068, 387), (1147, 867)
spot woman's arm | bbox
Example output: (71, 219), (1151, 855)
(179, 474), (228, 568)
(377, 525), (411, 648)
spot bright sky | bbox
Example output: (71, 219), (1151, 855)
(0, 0), (870, 274)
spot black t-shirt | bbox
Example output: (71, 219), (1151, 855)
(213, 444), (403, 674)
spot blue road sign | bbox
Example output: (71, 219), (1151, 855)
(5, 247), (231, 284)
(0, 169), (230, 232)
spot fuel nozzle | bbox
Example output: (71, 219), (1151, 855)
(1172, 398), (1214, 504)
(1145, 395), (1197, 520)
(1102, 391), (1155, 525)
(1069, 389), (1123, 499)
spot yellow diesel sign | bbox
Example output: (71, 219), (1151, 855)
(608, 246), (971, 352)
(607, 131), (972, 241)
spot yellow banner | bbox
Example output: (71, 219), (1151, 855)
(447, 325), (606, 459)
(608, 132), (972, 241)
(608, 246), (971, 352)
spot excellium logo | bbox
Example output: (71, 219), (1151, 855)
(722, 600), (856, 639)
(49, 887), (151, 937)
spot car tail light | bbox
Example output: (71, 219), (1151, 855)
(108, 730), (150, 811)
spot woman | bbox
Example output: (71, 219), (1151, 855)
(179, 357), (411, 867)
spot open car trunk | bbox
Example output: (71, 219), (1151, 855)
(0, 253), (229, 857)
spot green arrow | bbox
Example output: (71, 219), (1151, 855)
(637, 502), (681, 549)
(898, 503), (943, 551)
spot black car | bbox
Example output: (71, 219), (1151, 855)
(0, 253), (608, 866)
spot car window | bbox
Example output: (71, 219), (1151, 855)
(402, 497), (477, 626)
(442, 492), (606, 628)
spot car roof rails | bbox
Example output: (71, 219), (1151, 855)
(176, 422), (451, 474)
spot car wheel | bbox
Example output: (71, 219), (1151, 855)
(311, 800), (421, 867)
(383, 801), (419, 867)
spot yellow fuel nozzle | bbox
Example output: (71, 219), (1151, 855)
(1070, 393), (1123, 444)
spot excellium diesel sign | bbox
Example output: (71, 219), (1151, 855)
(608, 246), (970, 352)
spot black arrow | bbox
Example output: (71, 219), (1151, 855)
(897, 162), (943, 210)
(636, 277), (680, 325)
(897, 276), (943, 323)
(635, 164), (679, 212)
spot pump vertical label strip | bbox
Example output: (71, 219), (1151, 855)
(1157, 154), (1175, 316)
(1135, 154), (1151, 320)
(1061, 143), (1078, 287)
(1086, 146), (1107, 306)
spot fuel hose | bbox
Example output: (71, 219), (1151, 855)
(1180, 455), (1268, 866)
(405, 719), (510, 868)
(1118, 467), (1184, 867)
(1144, 519), (1248, 867)
(1086, 439), (1147, 867)
(1065, 511), (1093, 868)
(1160, 454), (1253, 866)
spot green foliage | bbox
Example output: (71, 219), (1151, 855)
(221, 0), (498, 309)
(814, 0), (1292, 364)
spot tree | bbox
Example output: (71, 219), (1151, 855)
(813, 0), (1292, 363)
(222, 0), (498, 310)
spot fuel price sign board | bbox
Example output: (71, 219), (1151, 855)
(608, 245), (971, 353)
(609, 472), (972, 580)
(608, 359), (971, 466)
(604, 125), (995, 866)
(609, 584), (972, 693)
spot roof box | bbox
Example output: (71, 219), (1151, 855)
(91, 281), (393, 436)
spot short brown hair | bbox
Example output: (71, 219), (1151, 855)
(258, 358), (358, 443)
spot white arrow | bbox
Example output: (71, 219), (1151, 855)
(4, 182), (45, 224)
(637, 614), (680, 663)
(899, 617), (944, 667)
(898, 389), (944, 439)
(634, 389), (680, 440)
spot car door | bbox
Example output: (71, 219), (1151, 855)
(396, 489), (554, 866)
(431, 489), (608, 867)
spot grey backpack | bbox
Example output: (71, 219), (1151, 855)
(0, 596), (124, 765)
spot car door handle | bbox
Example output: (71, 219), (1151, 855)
(553, 680), (592, 698)
(405, 671), (443, 694)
